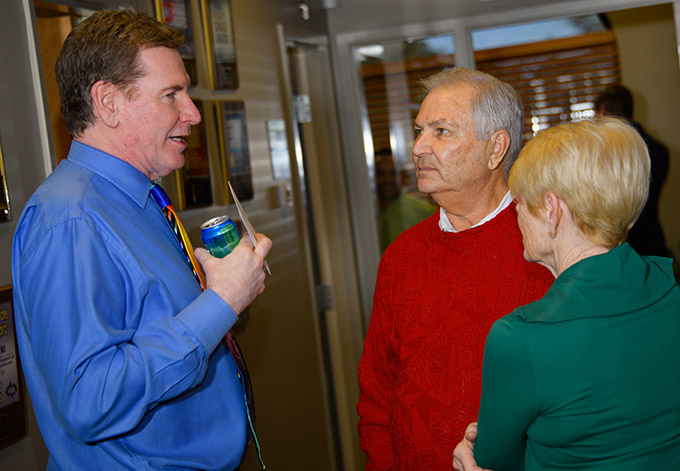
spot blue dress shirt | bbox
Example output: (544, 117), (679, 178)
(12, 141), (248, 470)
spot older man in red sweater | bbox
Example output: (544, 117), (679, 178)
(357, 67), (554, 470)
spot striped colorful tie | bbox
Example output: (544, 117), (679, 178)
(149, 183), (206, 289)
(150, 182), (265, 469)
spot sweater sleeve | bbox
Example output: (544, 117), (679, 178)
(474, 318), (537, 471)
(357, 258), (399, 470)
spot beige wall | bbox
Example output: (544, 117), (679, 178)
(610, 3), (680, 262)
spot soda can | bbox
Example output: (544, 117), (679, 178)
(200, 215), (240, 259)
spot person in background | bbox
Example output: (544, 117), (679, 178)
(595, 84), (669, 257)
(357, 67), (553, 470)
(453, 117), (680, 471)
(374, 147), (436, 250)
(12, 9), (271, 470)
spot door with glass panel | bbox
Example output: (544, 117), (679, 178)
(353, 34), (454, 251)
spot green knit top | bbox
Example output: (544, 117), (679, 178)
(476, 243), (680, 471)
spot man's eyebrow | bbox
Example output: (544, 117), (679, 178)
(163, 84), (185, 93)
(430, 119), (454, 127)
(414, 118), (455, 128)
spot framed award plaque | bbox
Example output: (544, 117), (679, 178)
(217, 101), (253, 201)
(154, 0), (198, 85)
(201, 0), (239, 89)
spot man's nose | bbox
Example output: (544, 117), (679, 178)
(181, 98), (202, 126)
(412, 132), (431, 156)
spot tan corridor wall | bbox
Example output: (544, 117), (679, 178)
(610, 3), (680, 263)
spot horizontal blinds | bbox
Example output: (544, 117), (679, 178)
(475, 30), (620, 141)
(361, 56), (453, 152)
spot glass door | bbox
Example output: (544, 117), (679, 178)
(353, 34), (454, 251)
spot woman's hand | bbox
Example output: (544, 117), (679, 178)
(452, 422), (493, 471)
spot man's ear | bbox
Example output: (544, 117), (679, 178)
(487, 129), (511, 171)
(90, 80), (119, 128)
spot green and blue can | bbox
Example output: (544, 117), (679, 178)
(201, 215), (240, 258)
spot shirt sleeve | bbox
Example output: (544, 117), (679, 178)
(357, 260), (398, 470)
(474, 318), (537, 471)
(14, 216), (235, 443)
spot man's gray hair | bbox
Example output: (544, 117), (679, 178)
(419, 67), (524, 175)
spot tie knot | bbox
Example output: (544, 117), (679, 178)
(150, 182), (172, 209)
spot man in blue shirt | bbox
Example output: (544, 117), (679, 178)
(11, 9), (272, 470)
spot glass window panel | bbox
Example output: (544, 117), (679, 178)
(472, 15), (618, 141)
(355, 34), (453, 251)
(472, 15), (609, 51)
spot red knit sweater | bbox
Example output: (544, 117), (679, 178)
(357, 203), (553, 470)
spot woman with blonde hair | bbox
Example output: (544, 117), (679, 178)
(453, 117), (680, 471)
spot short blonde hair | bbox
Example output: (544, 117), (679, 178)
(508, 117), (650, 248)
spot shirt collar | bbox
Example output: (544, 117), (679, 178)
(439, 190), (513, 233)
(67, 140), (154, 209)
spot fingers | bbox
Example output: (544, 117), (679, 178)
(453, 440), (473, 471)
(452, 423), (484, 471)
(194, 247), (210, 265)
(453, 452), (463, 471)
(195, 235), (271, 270)
(236, 236), (254, 249)
(253, 233), (272, 258)
(234, 233), (271, 256)
(195, 232), (272, 314)
(465, 422), (478, 441)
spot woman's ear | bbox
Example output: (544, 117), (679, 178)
(487, 130), (511, 171)
(90, 80), (120, 128)
(544, 191), (562, 238)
